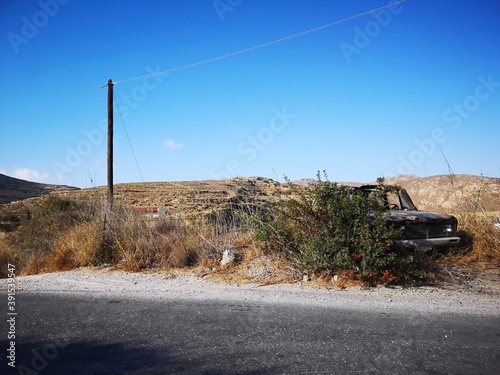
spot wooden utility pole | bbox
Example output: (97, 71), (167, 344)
(107, 79), (114, 210)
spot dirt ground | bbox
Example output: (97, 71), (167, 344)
(3, 266), (498, 318)
(435, 263), (500, 296)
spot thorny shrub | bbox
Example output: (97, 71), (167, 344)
(253, 173), (422, 284)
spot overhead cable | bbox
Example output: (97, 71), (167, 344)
(0, 0), (408, 127)
(0, 86), (105, 128)
(114, 0), (409, 85)
(113, 92), (145, 182)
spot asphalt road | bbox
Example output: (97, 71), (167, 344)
(1, 291), (499, 375)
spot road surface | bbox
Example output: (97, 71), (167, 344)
(1, 270), (499, 374)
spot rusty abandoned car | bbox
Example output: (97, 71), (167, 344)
(357, 185), (461, 252)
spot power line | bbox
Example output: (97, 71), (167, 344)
(0, 86), (105, 128)
(114, 0), (409, 85)
(113, 92), (145, 183)
(1, 0), (409, 128)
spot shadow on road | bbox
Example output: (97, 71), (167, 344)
(2, 339), (273, 375)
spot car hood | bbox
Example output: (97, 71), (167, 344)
(388, 210), (457, 224)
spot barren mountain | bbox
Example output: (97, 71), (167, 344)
(0, 173), (79, 204)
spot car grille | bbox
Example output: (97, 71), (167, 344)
(401, 222), (457, 240)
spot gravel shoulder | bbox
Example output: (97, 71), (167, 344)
(2, 267), (499, 316)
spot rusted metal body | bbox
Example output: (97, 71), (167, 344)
(357, 185), (461, 252)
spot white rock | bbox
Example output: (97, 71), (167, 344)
(221, 249), (237, 266)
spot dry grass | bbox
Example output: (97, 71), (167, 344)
(56, 222), (103, 268)
(451, 210), (500, 266)
(442, 174), (500, 266)
(0, 241), (21, 278)
(0, 193), (262, 276)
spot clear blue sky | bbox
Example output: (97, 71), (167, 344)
(1, 0), (499, 187)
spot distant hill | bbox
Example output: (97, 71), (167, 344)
(1, 174), (498, 220)
(385, 174), (500, 214)
(0, 174), (79, 204)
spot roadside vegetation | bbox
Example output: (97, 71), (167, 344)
(446, 174), (500, 266)
(252, 174), (422, 285)
(0, 174), (498, 285)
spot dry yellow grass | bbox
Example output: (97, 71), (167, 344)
(451, 212), (500, 265)
(56, 222), (103, 267)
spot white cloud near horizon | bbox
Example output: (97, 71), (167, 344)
(164, 139), (184, 149)
(13, 168), (50, 183)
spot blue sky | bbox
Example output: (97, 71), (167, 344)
(1, 0), (499, 187)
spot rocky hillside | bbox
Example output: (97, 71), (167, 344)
(1, 174), (499, 221)
(385, 174), (500, 214)
(0, 174), (79, 204)
(52, 177), (288, 221)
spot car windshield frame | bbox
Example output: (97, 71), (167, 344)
(398, 189), (418, 210)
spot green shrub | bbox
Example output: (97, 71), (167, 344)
(254, 173), (416, 284)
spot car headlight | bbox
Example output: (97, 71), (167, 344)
(443, 224), (453, 234)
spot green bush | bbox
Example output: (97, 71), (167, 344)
(254, 173), (416, 284)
